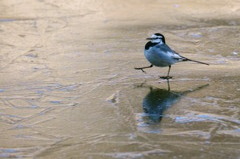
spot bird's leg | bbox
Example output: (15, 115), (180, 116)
(134, 64), (153, 73)
(167, 79), (171, 91)
(160, 65), (173, 79)
(167, 65), (171, 77)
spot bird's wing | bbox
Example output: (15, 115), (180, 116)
(172, 50), (209, 65)
(158, 44), (187, 61)
(157, 44), (209, 65)
(171, 50), (187, 61)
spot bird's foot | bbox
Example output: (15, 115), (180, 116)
(134, 67), (146, 73)
(160, 76), (172, 79)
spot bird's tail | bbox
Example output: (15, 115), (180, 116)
(183, 58), (209, 65)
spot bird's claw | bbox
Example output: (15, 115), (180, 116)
(160, 76), (172, 79)
(134, 68), (146, 73)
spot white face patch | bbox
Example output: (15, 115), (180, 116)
(151, 34), (163, 39)
(151, 34), (163, 44)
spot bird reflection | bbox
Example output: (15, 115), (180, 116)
(140, 80), (208, 124)
(143, 87), (178, 123)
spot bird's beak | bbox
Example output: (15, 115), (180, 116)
(146, 38), (153, 40)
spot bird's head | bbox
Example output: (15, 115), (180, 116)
(146, 33), (165, 44)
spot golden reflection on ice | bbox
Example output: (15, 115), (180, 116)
(0, 0), (239, 158)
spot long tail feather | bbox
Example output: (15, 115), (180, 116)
(183, 58), (209, 65)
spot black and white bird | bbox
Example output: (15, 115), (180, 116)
(135, 33), (209, 79)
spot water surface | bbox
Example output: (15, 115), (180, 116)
(0, 0), (240, 158)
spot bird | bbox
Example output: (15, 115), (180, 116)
(135, 33), (209, 79)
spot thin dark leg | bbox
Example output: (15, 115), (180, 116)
(134, 64), (153, 73)
(167, 79), (170, 91)
(160, 65), (172, 79)
(167, 65), (171, 77)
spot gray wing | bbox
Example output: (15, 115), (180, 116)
(156, 44), (187, 61)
